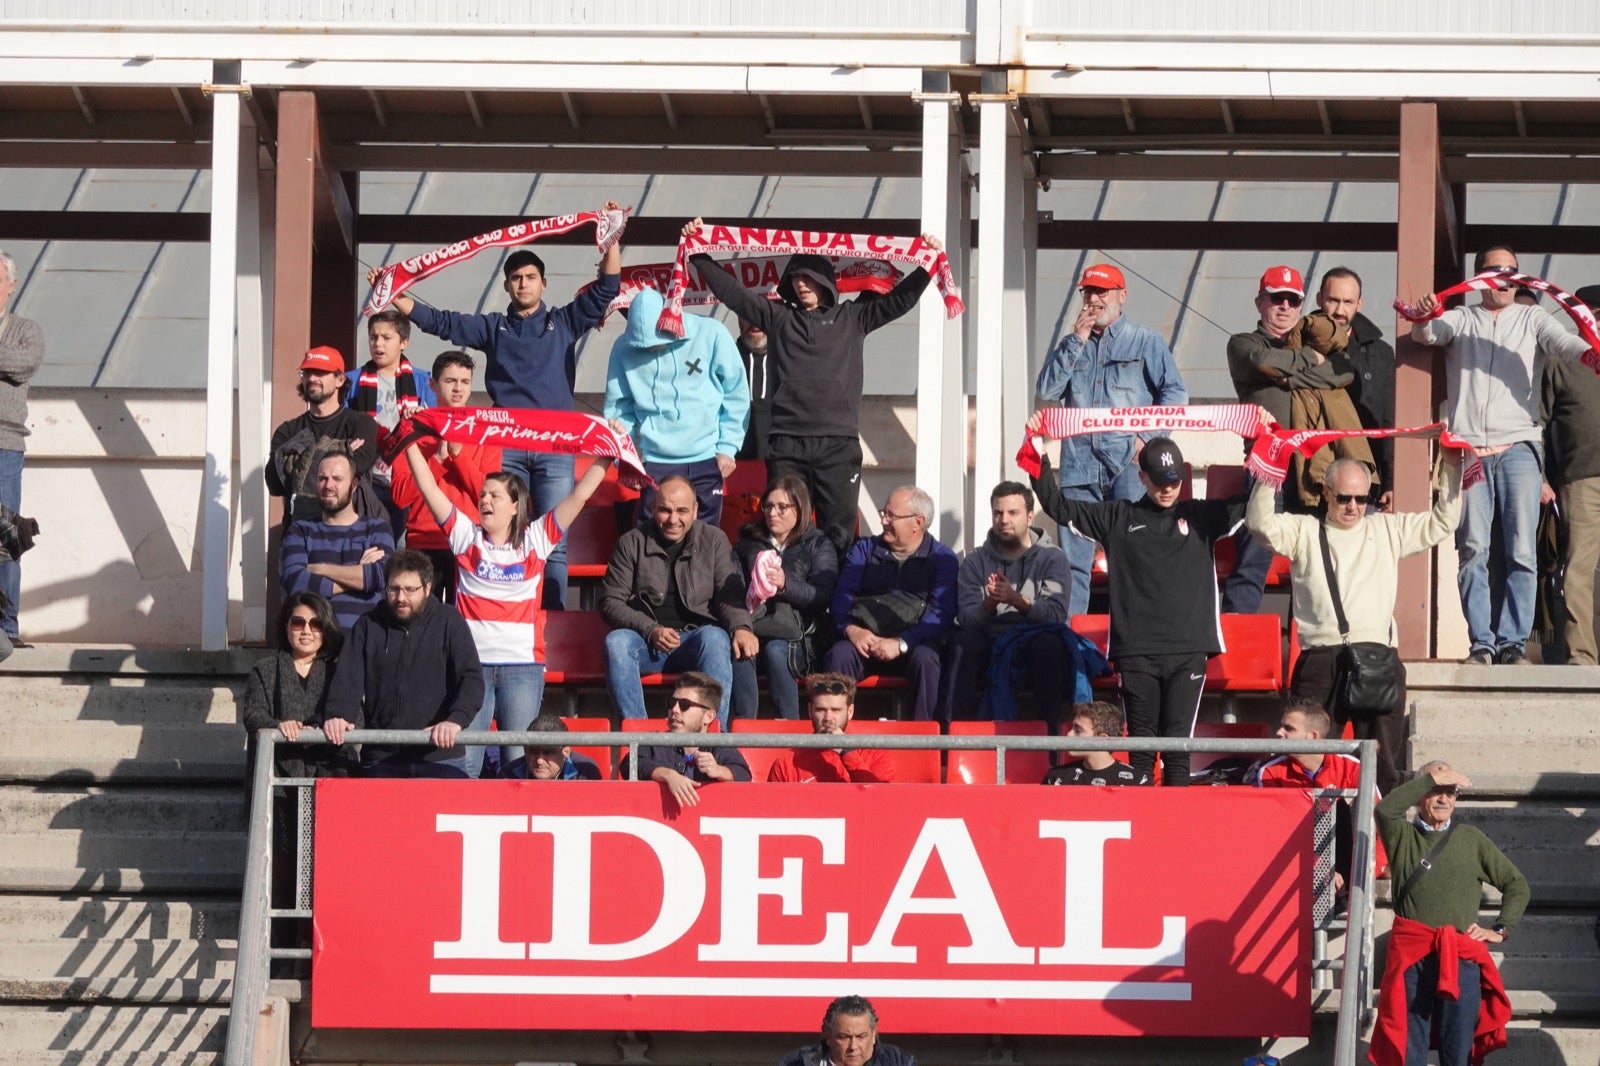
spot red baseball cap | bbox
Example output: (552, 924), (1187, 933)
(1258, 266), (1305, 297)
(1078, 264), (1126, 290)
(299, 345), (346, 373)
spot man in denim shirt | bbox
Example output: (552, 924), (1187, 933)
(1035, 264), (1187, 614)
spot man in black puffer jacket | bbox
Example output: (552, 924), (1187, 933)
(777, 996), (918, 1066)
(683, 217), (942, 554)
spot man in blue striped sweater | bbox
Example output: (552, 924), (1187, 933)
(280, 452), (394, 631)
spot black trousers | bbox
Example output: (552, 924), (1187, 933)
(768, 432), (863, 557)
(1291, 645), (1406, 794)
(1117, 652), (1207, 785)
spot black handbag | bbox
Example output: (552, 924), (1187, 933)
(1318, 523), (1403, 718)
(751, 599), (806, 642)
(848, 589), (927, 637)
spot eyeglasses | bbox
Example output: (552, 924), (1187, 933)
(761, 501), (796, 514)
(385, 583), (425, 596)
(1331, 493), (1370, 505)
(879, 509), (918, 524)
(287, 616), (324, 632)
(1264, 293), (1303, 308)
(668, 696), (713, 713)
(809, 678), (851, 696)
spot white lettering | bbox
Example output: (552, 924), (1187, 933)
(1037, 820), (1185, 965)
(697, 818), (847, 963)
(852, 818), (1032, 965)
(525, 816), (705, 962)
(433, 814), (527, 960)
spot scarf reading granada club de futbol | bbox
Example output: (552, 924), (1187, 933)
(594, 254), (906, 323)
(383, 407), (653, 490)
(654, 223), (964, 337)
(1395, 267), (1600, 374)
(363, 206), (631, 316)
(1015, 403), (1483, 489)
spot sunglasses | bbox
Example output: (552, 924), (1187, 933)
(1332, 493), (1370, 505)
(810, 679), (851, 696)
(668, 696), (713, 713)
(288, 616), (324, 631)
(1265, 292), (1303, 308)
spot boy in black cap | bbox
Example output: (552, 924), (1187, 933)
(1026, 420), (1249, 785)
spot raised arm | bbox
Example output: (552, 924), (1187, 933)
(549, 457), (613, 532)
(366, 267), (416, 318)
(403, 441), (455, 527)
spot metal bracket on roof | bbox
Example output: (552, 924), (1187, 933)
(202, 59), (251, 97)
(201, 82), (254, 97)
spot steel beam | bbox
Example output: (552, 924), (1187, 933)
(328, 144), (923, 178)
(201, 81), (242, 651)
(271, 92), (321, 430)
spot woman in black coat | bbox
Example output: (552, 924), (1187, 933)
(730, 475), (839, 719)
(240, 591), (345, 780)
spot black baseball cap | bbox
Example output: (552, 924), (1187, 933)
(1575, 284), (1600, 310)
(1139, 438), (1186, 486)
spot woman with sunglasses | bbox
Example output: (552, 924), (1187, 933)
(240, 590), (346, 780)
(730, 475), (839, 719)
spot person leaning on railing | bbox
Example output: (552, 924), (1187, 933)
(238, 590), (349, 780)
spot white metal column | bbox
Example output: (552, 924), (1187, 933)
(234, 108), (269, 644)
(972, 73), (1023, 518)
(1001, 161), (1038, 483)
(201, 70), (244, 650)
(915, 73), (965, 545)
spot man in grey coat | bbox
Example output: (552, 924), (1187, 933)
(938, 480), (1072, 727)
(0, 250), (44, 645)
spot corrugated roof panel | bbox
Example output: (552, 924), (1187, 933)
(1030, 0), (1600, 36)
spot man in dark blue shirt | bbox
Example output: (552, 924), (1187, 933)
(368, 208), (624, 608)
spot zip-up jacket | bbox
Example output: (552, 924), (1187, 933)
(599, 520), (753, 637)
(956, 527), (1071, 631)
(830, 531), (959, 649)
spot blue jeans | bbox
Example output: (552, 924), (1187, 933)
(1059, 462), (1145, 616)
(0, 448), (21, 638)
(604, 625), (734, 729)
(638, 457), (726, 529)
(448, 662), (546, 779)
(1404, 955), (1480, 1066)
(501, 449), (574, 610)
(1221, 474), (1281, 615)
(1457, 441), (1541, 653)
(730, 637), (802, 720)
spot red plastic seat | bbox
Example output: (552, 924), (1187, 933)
(730, 718), (812, 782)
(846, 719), (940, 783)
(565, 504), (620, 581)
(946, 721), (1051, 785)
(1191, 719), (1273, 776)
(557, 716), (613, 778)
(544, 611), (676, 690)
(1206, 613), (1284, 694)
(1207, 464), (1290, 587)
(1068, 613), (1118, 689)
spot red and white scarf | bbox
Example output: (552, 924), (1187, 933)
(1395, 267), (1600, 374)
(351, 359), (421, 425)
(363, 207), (631, 316)
(1017, 403), (1482, 488)
(597, 254), (905, 323)
(655, 223), (963, 337)
(390, 407), (652, 489)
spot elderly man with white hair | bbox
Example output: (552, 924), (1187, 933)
(1246, 448), (1463, 792)
(824, 485), (959, 722)
(0, 250), (43, 647)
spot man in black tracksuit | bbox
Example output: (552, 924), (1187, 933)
(684, 218), (941, 554)
(321, 550), (485, 777)
(1030, 435), (1246, 785)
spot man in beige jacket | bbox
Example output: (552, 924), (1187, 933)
(1247, 447), (1463, 791)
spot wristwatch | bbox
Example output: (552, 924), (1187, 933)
(898, 638), (910, 655)
(1492, 923), (1509, 940)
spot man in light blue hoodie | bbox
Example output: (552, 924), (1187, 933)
(606, 287), (750, 526)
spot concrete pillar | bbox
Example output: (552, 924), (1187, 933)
(234, 109), (270, 644)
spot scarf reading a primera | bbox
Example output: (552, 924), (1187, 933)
(1395, 267), (1600, 374)
(383, 407), (653, 490)
(1017, 404), (1482, 489)
(655, 223), (964, 337)
(363, 207), (631, 316)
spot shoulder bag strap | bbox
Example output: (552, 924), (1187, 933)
(1317, 521), (1351, 641)
(1394, 824), (1456, 907)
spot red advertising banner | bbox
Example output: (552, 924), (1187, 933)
(312, 782), (1312, 1036)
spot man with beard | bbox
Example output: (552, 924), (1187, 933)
(321, 551), (484, 778)
(940, 480), (1072, 727)
(267, 346), (384, 524)
(766, 673), (895, 783)
(1319, 267), (1397, 508)
(280, 452), (395, 631)
(1035, 263), (1188, 615)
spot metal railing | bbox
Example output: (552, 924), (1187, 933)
(226, 730), (1378, 1066)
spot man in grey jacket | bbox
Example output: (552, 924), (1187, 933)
(1411, 245), (1593, 665)
(0, 250), (43, 645)
(600, 476), (757, 728)
(939, 481), (1072, 727)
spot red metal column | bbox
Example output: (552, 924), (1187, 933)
(1393, 102), (1462, 659)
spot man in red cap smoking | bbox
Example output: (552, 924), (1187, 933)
(1035, 262), (1188, 615)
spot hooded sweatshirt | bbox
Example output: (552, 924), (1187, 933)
(956, 527), (1071, 631)
(603, 287), (750, 465)
(689, 252), (931, 437)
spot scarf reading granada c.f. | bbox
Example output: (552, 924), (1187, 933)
(655, 223), (964, 337)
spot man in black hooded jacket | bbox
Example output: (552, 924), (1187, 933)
(683, 218), (942, 553)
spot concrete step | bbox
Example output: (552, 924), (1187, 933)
(1449, 801), (1600, 904)
(0, 897), (239, 942)
(1406, 661), (1600, 693)
(1495, 1022), (1600, 1066)
(0, 1004), (227, 1059)
(0, 787), (246, 834)
(0, 726), (244, 784)
(0, 940), (235, 1005)
(2, 676), (242, 726)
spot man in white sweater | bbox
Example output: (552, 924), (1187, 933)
(1246, 449), (1463, 791)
